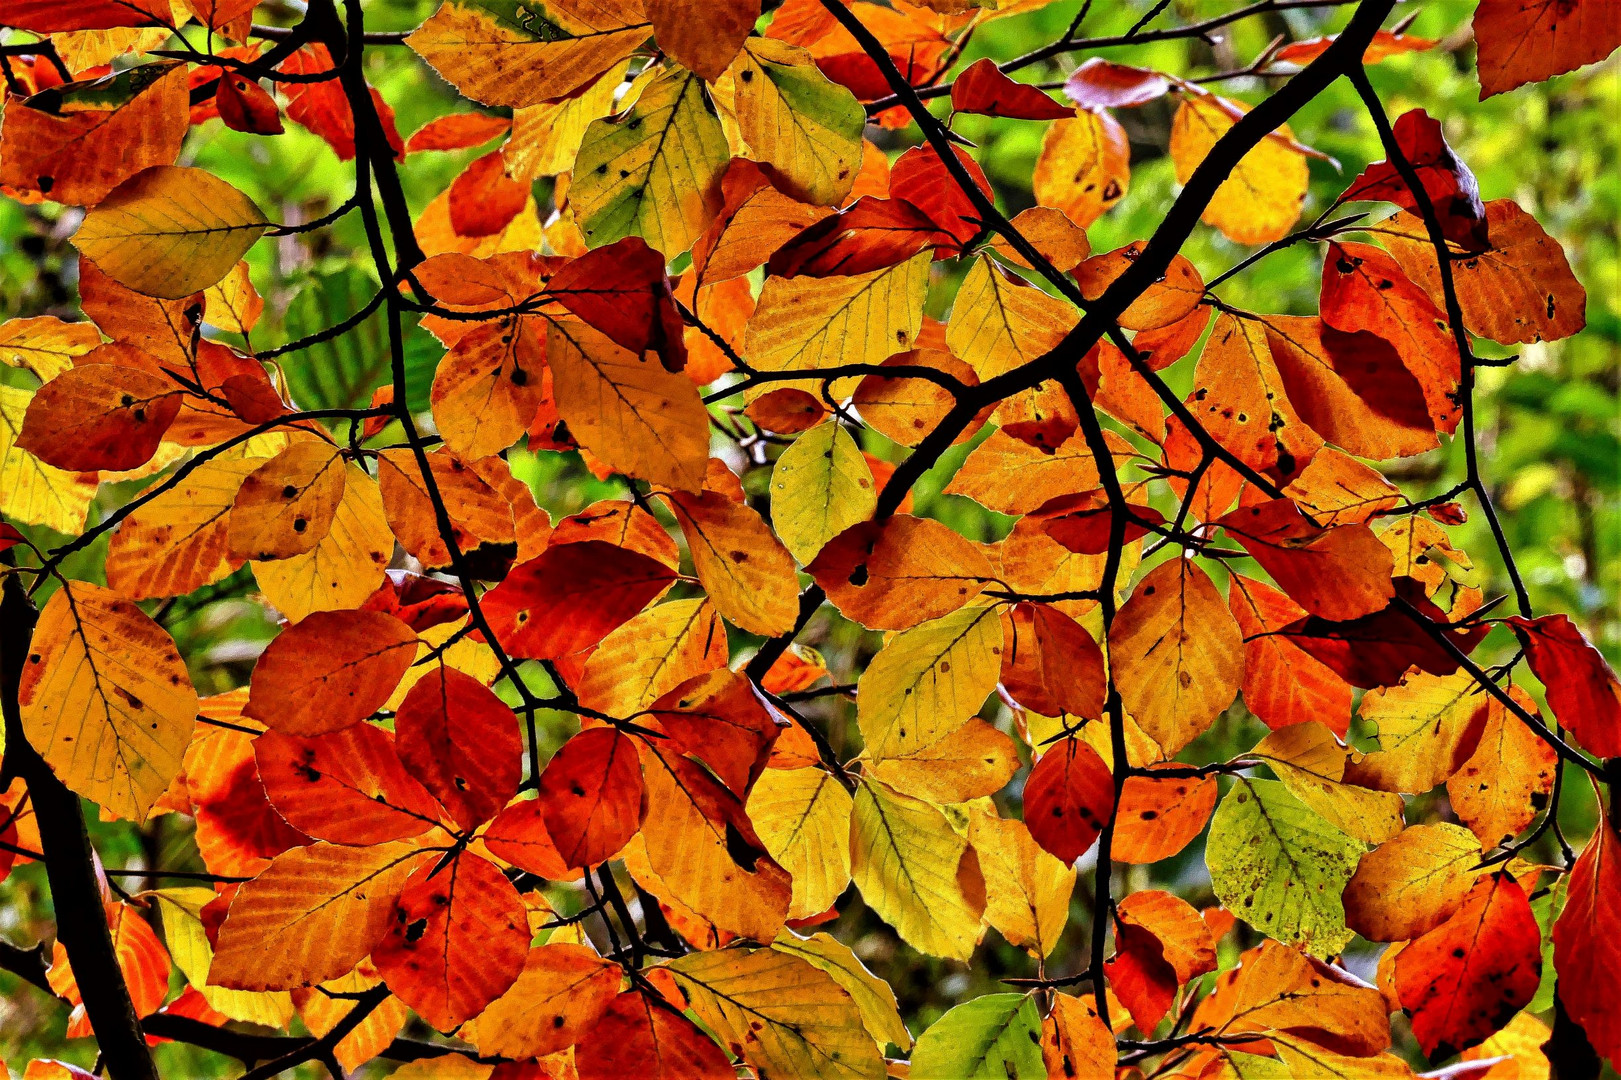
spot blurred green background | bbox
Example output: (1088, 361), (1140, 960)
(0, 0), (1616, 1074)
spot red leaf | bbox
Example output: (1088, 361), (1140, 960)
(1214, 498), (1396, 622)
(1029, 490), (1163, 556)
(1504, 613), (1621, 757)
(1229, 573), (1353, 736)
(951, 58), (1073, 120)
(406, 112), (511, 153)
(547, 238), (688, 373)
(648, 669), (784, 797)
(373, 851), (529, 1031)
(395, 667), (523, 831)
(278, 45), (404, 162)
(1280, 580), (1490, 689)
(1321, 242), (1461, 434)
(5, 0), (170, 32)
(764, 196), (941, 278)
(1062, 58), (1172, 110)
(361, 571), (470, 632)
(1340, 109), (1488, 251)
(537, 728), (646, 869)
(1024, 737), (1115, 864)
(215, 73), (284, 136)
(889, 144), (994, 253)
(480, 541), (678, 660)
(1395, 872), (1541, 1060)
(448, 150), (529, 238)
(255, 724), (444, 845)
(1106, 918), (1178, 1033)
(577, 991), (734, 1080)
(1552, 814), (1621, 1069)
(1000, 603), (1107, 721)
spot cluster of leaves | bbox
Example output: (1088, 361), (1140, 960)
(0, 0), (1617, 1078)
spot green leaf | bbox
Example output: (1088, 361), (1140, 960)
(909, 993), (1045, 1080)
(279, 267), (437, 412)
(1205, 777), (1363, 958)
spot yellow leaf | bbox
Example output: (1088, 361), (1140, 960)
(0, 385), (98, 534)
(504, 60), (630, 180)
(149, 887), (295, 1028)
(948, 254), (1078, 380)
(727, 38), (865, 206)
(1250, 722), (1406, 846)
(969, 809), (1076, 959)
(210, 841), (432, 990)
(547, 317), (711, 492)
(1342, 822), (1484, 942)
(868, 717), (1020, 804)
(575, 597), (727, 716)
(743, 251), (931, 398)
(106, 456), (260, 600)
(770, 420), (877, 565)
(1170, 94), (1307, 245)
(406, 0), (649, 109)
(747, 766), (854, 920)
(571, 66), (729, 257)
(945, 428), (1128, 516)
(1272, 1034), (1417, 1079)
(1345, 669), (1490, 794)
(251, 463), (394, 622)
(0, 316), (101, 382)
(857, 602), (1003, 761)
(1033, 110), (1130, 227)
(296, 966), (411, 1073)
(664, 487), (800, 636)
(667, 946), (887, 1079)
(1219, 940), (1391, 1054)
(202, 260), (263, 336)
(850, 777), (986, 961)
(73, 165), (268, 299)
(1110, 558), (1244, 756)
(19, 581), (197, 822)
(772, 930), (912, 1052)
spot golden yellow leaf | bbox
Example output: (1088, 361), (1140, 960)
(1345, 669), (1490, 794)
(228, 440), (347, 562)
(504, 60), (630, 180)
(770, 420), (877, 565)
(575, 597), (727, 717)
(727, 38), (865, 206)
(857, 602), (1004, 761)
(149, 887), (295, 1028)
(571, 66), (729, 257)
(772, 931), (912, 1052)
(1032, 110), (1130, 227)
(19, 581), (197, 822)
(743, 251), (931, 398)
(73, 165), (268, 299)
(0, 385), (98, 534)
(106, 456), (260, 600)
(1219, 940), (1391, 1054)
(667, 946), (887, 1079)
(1041, 993), (1117, 1080)
(868, 717), (1020, 804)
(546, 317), (711, 492)
(1342, 822), (1484, 942)
(431, 318), (546, 460)
(969, 809), (1076, 959)
(406, 0), (649, 109)
(251, 463), (394, 622)
(1170, 94), (1307, 245)
(202, 260), (263, 336)
(747, 766), (854, 920)
(1110, 559), (1244, 756)
(0, 316), (101, 382)
(850, 777), (986, 961)
(945, 428), (1128, 516)
(210, 841), (432, 990)
(296, 966), (410, 1073)
(1447, 686), (1557, 849)
(1250, 722), (1405, 846)
(947, 254), (1078, 381)
(664, 487), (800, 636)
